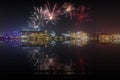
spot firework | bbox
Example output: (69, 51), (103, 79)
(43, 2), (61, 24)
(78, 6), (87, 22)
(28, 7), (45, 29)
(74, 5), (90, 24)
(62, 2), (75, 18)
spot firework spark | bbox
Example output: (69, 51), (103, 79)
(72, 5), (90, 24)
(62, 2), (75, 19)
(27, 2), (90, 30)
(28, 7), (45, 29)
(44, 2), (61, 25)
(78, 6), (87, 22)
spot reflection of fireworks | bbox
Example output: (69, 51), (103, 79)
(24, 43), (87, 74)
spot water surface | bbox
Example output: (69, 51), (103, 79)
(0, 40), (120, 75)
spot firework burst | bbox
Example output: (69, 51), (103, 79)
(27, 1), (91, 30)
(62, 2), (75, 19)
(28, 7), (45, 29)
(44, 2), (61, 25)
(77, 5), (91, 23)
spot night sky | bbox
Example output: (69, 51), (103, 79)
(0, 0), (120, 33)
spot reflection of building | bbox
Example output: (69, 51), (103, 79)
(89, 33), (99, 41)
(26, 46), (86, 74)
(21, 39), (49, 47)
(61, 40), (89, 46)
(70, 39), (88, 46)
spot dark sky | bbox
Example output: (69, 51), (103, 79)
(0, 0), (120, 33)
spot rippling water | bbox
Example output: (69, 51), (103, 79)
(0, 39), (120, 76)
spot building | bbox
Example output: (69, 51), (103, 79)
(98, 33), (120, 44)
(70, 31), (89, 40)
(20, 30), (49, 40)
(99, 33), (113, 43)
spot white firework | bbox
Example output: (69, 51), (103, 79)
(28, 7), (45, 29)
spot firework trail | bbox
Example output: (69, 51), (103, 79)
(78, 5), (91, 23)
(71, 5), (90, 24)
(76, 5), (87, 23)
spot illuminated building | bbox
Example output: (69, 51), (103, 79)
(19, 30), (49, 47)
(69, 31), (90, 46)
(70, 31), (89, 41)
(99, 33), (113, 43)
(89, 33), (99, 41)
(70, 33), (76, 39)
(10, 31), (21, 39)
(112, 34), (120, 40)
(20, 30), (49, 40)
(3, 30), (120, 45)
(99, 33), (120, 44)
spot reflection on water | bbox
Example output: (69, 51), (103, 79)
(2, 39), (88, 74)
(26, 47), (86, 74)
(23, 45), (86, 74)
(1, 38), (120, 75)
